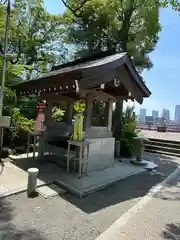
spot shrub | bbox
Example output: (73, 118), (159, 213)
(9, 108), (35, 150)
(120, 106), (138, 157)
(52, 107), (65, 121)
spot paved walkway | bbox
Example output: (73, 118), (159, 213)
(97, 167), (180, 240)
(1, 151), (179, 198)
(141, 130), (180, 142)
(0, 155), (145, 198)
(0, 162), (46, 197)
(0, 153), (179, 240)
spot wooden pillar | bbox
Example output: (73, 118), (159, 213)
(64, 103), (74, 124)
(84, 97), (93, 131)
(113, 99), (123, 139)
(45, 101), (52, 126)
(105, 99), (114, 131)
(37, 100), (52, 158)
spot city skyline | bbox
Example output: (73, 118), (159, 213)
(138, 104), (180, 122)
(175, 105), (180, 122)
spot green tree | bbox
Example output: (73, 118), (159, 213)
(64, 0), (161, 70)
(63, 0), (180, 70)
(61, 0), (89, 17)
(63, 0), (180, 142)
(0, 0), (69, 120)
(64, 0), (160, 140)
(0, 0), (67, 79)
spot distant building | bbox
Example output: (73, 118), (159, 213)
(145, 116), (154, 124)
(175, 105), (180, 122)
(139, 108), (146, 123)
(156, 117), (163, 123)
(135, 115), (139, 122)
(152, 110), (159, 122)
(162, 108), (170, 122)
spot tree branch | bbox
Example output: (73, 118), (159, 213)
(61, 0), (89, 17)
(117, 0), (135, 51)
(0, 0), (8, 4)
(10, 40), (22, 64)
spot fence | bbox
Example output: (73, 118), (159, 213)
(137, 123), (180, 133)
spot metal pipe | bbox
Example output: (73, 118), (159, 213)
(0, 0), (11, 147)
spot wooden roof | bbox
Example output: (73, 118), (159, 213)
(12, 51), (151, 104)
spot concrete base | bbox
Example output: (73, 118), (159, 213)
(37, 183), (66, 198)
(143, 160), (158, 170)
(9, 137), (116, 174)
(0, 158), (145, 198)
(9, 152), (50, 160)
(84, 137), (115, 173)
(130, 160), (148, 166)
(130, 159), (158, 170)
(52, 161), (145, 197)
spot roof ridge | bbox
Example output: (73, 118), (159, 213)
(52, 49), (117, 71)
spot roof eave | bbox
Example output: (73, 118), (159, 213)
(125, 54), (151, 97)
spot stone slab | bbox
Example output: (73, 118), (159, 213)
(0, 184), (9, 197)
(37, 183), (66, 198)
(143, 160), (158, 170)
(0, 162), (49, 198)
(54, 162), (145, 197)
(0, 152), (152, 199)
(9, 152), (49, 160)
(84, 137), (115, 173)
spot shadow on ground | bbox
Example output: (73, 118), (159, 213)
(153, 174), (180, 201)
(10, 152), (180, 213)
(146, 152), (180, 201)
(162, 223), (180, 239)
(63, 153), (179, 213)
(0, 197), (47, 239)
(0, 161), (5, 175)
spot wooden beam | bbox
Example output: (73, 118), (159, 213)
(116, 66), (144, 104)
(39, 93), (75, 103)
(81, 89), (116, 102)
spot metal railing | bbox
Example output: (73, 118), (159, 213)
(137, 123), (180, 133)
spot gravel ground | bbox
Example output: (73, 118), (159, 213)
(0, 153), (179, 240)
(118, 173), (180, 239)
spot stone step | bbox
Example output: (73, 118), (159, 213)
(146, 139), (180, 149)
(144, 137), (180, 157)
(148, 138), (180, 145)
(145, 148), (180, 158)
(145, 143), (180, 155)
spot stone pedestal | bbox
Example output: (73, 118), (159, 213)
(83, 137), (115, 173)
(136, 138), (144, 162)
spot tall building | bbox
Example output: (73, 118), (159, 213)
(162, 108), (170, 122)
(135, 114), (139, 122)
(152, 110), (159, 122)
(175, 105), (180, 122)
(139, 108), (146, 123)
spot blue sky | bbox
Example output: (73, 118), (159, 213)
(44, 1), (180, 119)
(44, 0), (66, 14)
